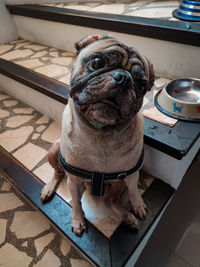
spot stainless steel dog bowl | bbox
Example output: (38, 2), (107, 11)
(173, 0), (200, 22)
(154, 78), (200, 122)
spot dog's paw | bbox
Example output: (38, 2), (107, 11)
(124, 212), (139, 229)
(71, 217), (87, 237)
(40, 181), (57, 202)
(132, 201), (147, 220)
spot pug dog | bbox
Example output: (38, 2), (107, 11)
(40, 34), (154, 237)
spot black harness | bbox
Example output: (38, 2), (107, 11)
(59, 148), (144, 197)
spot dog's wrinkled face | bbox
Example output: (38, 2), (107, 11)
(70, 35), (154, 129)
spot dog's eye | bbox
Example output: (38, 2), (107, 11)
(90, 57), (106, 70)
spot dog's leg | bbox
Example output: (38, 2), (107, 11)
(104, 181), (139, 228)
(40, 138), (65, 202)
(125, 172), (147, 220)
(68, 175), (87, 237)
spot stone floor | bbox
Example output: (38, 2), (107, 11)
(0, 91), (155, 239)
(0, 39), (76, 85)
(0, 39), (177, 127)
(0, 174), (93, 267)
(43, 0), (179, 21)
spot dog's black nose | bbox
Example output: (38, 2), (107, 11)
(112, 71), (125, 83)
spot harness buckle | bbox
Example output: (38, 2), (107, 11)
(117, 172), (127, 180)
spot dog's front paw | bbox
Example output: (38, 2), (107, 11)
(132, 199), (147, 220)
(71, 212), (87, 237)
(124, 212), (139, 229)
(40, 180), (57, 202)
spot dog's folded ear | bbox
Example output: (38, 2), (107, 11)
(142, 56), (155, 91)
(75, 34), (112, 53)
(128, 47), (155, 92)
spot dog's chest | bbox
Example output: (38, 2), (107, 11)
(60, 103), (143, 173)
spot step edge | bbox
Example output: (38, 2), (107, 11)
(0, 58), (69, 104)
(6, 4), (200, 48)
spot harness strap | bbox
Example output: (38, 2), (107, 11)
(59, 147), (144, 196)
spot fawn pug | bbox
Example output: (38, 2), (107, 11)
(41, 35), (154, 236)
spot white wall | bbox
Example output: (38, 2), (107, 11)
(0, 0), (19, 44)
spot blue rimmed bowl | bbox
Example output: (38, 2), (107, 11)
(173, 0), (200, 21)
(154, 78), (200, 122)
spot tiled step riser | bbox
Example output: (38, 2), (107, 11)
(0, 74), (65, 123)
(13, 15), (200, 79)
(1, 73), (199, 190)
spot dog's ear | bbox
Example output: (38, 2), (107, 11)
(128, 47), (154, 92)
(142, 57), (155, 91)
(136, 55), (154, 92)
(75, 34), (112, 53)
(75, 35), (100, 52)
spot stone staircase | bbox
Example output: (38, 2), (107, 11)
(0, 2), (199, 266)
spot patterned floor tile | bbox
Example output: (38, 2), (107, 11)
(0, 174), (92, 266)
(1, 49), (34, 60)
(24, 44), (48, 51)
(90, 3), (125, 14)
(127, 6), (176, 18)
(35, 64), (69, 78)
(35, 116), (49, 124)
(0, 243), (33, 267)
(0, 126), (34, 152)
(12, 143), (47, 170)
(19, 58), (44, 68)
(34, 162), (54, 184)
(6, 115), (34, 128)
(44, 0), (179, 20)
(0, 44), (14, 55)
(1, 180), (11, 191)
(70, 258), (93, 267)
(0, 40), (76, 84)
(34, 233), (55, 256)
(0, 93), (10, 101)
(13, 107), (34, 114)
(10, 211), (51, 238)
(60, 237), (71, 256)
(3, 100), (18, 107)
(36, 125), (46, 133)
(41, 121), (61, 143)
(0, 219), (7, 244)
(0, 108), (9, 118)
(56, 178), (72, 203)
(32, 133), (41, 140)
(34, 249), (61, 267)
(81, 190), (122, 237)
(0, 193), (24, 213)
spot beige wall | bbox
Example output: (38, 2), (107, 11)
(0, 0), (19, 44)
